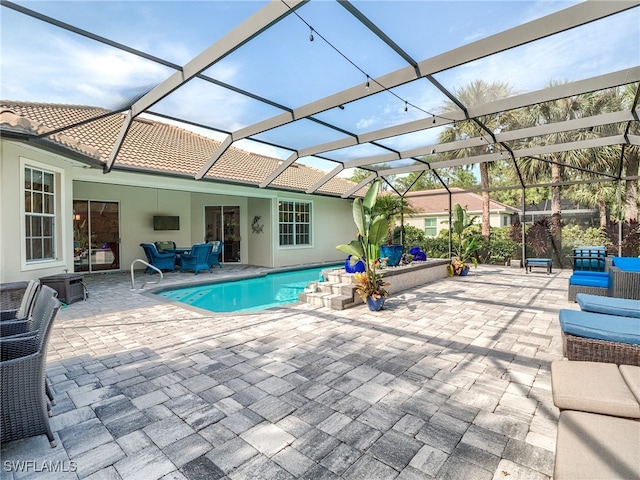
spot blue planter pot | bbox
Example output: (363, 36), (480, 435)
(345, 255), (365, 273)
(459, 266), (470, 276)
(366, 296), (385, 311)
(380, 245), (403, 267)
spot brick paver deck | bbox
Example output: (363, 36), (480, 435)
(1, 265), (573, 480)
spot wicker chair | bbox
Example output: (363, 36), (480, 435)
(140, 243), (176, 273)
(608, 266), (640, 300)
(207, 241), (224, 268)
(1, 286), (60, 407)
(1, 279), (40, 322)
(180, 243), (213, 274)
(0, 292), (61, 447)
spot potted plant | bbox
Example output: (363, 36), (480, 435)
(447, 203), (480, 276)
(374, 193), (417, 267)
(336, 179), (390, 310)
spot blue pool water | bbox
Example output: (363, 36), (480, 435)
(157, 265), (339, 313)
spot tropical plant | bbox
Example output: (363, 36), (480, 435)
(447, 203), (481, 276)
(336, 179), (390, 301)
(373, 193), (418, 245)
(438, 80), (516, 240)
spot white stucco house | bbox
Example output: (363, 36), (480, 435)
(0, 102), (358, 283)
(403, 188), (521, 237)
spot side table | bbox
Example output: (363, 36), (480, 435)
(39, 273), (86, 305)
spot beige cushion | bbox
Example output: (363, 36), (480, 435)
(555, 410), (640, 480)
(620, 364), (640, 404)
(551, 361), (640, 418)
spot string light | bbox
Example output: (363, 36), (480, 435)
(287, 7), (455, 125)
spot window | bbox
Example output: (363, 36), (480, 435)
(279, 200), (311, 246)
(24, 166), (56, 262)
(424, 217), (437, 237)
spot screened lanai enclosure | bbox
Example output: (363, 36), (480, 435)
(2, 0), (639, 265)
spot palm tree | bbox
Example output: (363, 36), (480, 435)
(438, 80), (515, 240)
(515, 84), (611, 263)
(373, 193), (418, 245)
(570, 182), (617, 228)
(622, 83), (639, 222)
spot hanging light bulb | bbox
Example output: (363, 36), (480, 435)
(365, 76), (370, 91)
(432, 115), (436, 124)
(309, 27), (314, 42)
(404, 101), (408, 114)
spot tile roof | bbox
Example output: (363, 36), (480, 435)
(0, 101), (357, 197)
(405, 187), (520, 214)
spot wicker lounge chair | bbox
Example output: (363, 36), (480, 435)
(559, 309), (640, 366)
(0, 292), (61, 447)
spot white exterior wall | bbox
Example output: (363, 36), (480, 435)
(1, 138), (354, 282)
(1, 141), (76, 282)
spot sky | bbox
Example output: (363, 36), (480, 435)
(1, 0), (638, 176)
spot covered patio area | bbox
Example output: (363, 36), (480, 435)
(1, 266), (568, 479)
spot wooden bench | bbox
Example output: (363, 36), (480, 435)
(525, 258), (552, 274)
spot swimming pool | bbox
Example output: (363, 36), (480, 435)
(157, 265), (339, 313)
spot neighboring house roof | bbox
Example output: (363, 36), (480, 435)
(0, 101), (357, 197)
(405, 187), (521, 215)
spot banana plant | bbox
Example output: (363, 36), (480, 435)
(336, 179), (390, 299)
(448, 203), (480, 275)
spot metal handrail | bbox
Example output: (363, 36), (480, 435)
(131, 259), (163, 290)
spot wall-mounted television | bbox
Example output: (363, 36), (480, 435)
(153, 215), (180, 231)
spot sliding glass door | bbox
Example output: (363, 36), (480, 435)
(205, 206), (240, 263)
(73, 200), (120, 272)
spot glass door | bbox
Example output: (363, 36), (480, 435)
(73, 200), (120, 272)
(205, 206), (240, 263)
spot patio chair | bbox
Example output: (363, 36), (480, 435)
(140, 243), (176, 273)
(207, 241), (223, 268)
(608, 266), (640, 300)
(1, 279), (39, 321)
(0, 292), (61, 447)
(181, 243), (213, 274)
(1, 286), (60, 407)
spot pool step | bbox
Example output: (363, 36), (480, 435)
(298, 274), (362, 310)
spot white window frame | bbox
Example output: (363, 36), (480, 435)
(277, 199), (313, 248)
(20, 158), (66, 271)
(424, 217), (437, 237)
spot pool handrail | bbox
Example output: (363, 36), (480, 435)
(131, 259), (163, 290)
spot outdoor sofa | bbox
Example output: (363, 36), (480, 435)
(551, 360), (640, 480)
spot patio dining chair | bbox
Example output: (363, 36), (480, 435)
(207, 241), (224, 268)
(181, 243), (213, 275)
(1, 279), (39, 321)
(1, 285), (60, 407)
(140, 243), (176, 273)
(1, 292), (61, 447)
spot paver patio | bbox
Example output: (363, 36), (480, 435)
(1, 265), (573, 480)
